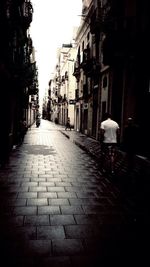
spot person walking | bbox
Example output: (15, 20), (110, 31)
(65, 117), (71, 130)
(36, 111), (41, 127)
(100, 113), (120, 174)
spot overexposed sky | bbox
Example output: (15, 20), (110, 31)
(30, 0), (82, 102)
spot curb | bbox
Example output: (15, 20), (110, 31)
(60, 129), (150, 180)
(60, 130), (101, 159)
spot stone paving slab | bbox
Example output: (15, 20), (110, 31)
(0, 120), (149, 266)
(61, 129), (150, 205)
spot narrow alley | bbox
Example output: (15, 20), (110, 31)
(0, 120), (148, 267)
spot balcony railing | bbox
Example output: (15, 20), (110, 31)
(65, 71), (68, 80)
(90, 1), (112, 33)
(81, 55), (100, 77)
(73, 61), (80, 80)
(83, 84), (88, 99)
(90, 9), (101, 34)
(19, 1), (33, 28)
(81, 48), (90, 68)
(28, 36), (33, 55)
(58, 95), (62, 103)
(28, 84), (38, 95)
(63, 94), (67, 101)
(61, 76), (65, 83)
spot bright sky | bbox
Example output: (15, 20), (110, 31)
(30, 0), (82, 104)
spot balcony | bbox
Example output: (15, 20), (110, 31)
(90, 1), (112, 34)
(58, 95), (62, 103)
(28, 84), (38, 95)
(90, 1), (104, 34)
(81, 48), (90, 69)
(83, 85), (88, 99)
(73, 61), (80, 81)
(75, 89), (79, 100)
(82, 55), (100, 77)
(90, 9), (101, 34)
(20, 1), (33, 28)
(61, 75), (65, 84)
(63, 94), (67, 102)
(55, 76), (61, 84)
(27, 36), (33, 55)
(65, 71), (68, 80)
(48, 89), (51, 97)
(22, 93), (29, 108)
(24, 62), (37, 87)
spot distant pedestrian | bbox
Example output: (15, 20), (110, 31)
(36, 111), (41, 127)
(65, 117), (71, 130)
(122, 117), (139, 172)
(100, 113), (120, 174)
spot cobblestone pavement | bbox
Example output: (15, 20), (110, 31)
(0, 120), (149, 267)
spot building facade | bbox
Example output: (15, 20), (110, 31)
(46, 44), (77, 128)
(0, 0), (38, 165)
(74, 0), (101, 137)
(45, 0), (149, 157)
(73, 0), (150, 157)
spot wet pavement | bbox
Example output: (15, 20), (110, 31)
(0, 120), (149, 267)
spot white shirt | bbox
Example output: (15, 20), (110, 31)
(100, 118), (119, 143)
